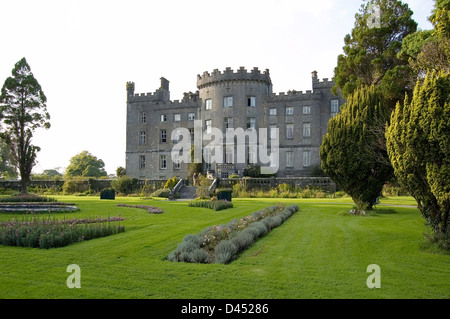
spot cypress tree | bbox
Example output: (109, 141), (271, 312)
(386, 70), (450, 243)
(320, 85), (393, 211)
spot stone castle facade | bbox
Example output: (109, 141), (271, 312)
(125, 67), (345, 180)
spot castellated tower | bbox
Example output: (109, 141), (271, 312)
(125, 67), (344, 180)
(196, 67), (273, 176)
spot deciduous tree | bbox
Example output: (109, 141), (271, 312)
(65, 150), (107, 178)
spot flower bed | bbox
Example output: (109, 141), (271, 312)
(116, 204), (163, 214)
(0, 194), (77, 214)
(0, 215), (125, 249)
(168, 204), (299, 264)
(187, 199), (233, 211)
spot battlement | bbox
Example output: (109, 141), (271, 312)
(267, 89), (321, 102)
(197, 66), (272, 89)
(311, 71), (335, 90)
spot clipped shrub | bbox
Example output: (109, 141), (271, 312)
(230, 231), (254, 251)
(190, 248), (210, 263)
(168, 204), (299, 264)
(214, 240), (238, 264)
(247, 221), (268, 238)
(100, 188), (115, 200)
(150, 188), (171, 198)
(177, 241), (200, 254)
(216, 188), (232, 202)
(188, 199), (233, 211)
(182, 234), (203, 246)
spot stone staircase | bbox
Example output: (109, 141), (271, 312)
(175, 186), (197, 200)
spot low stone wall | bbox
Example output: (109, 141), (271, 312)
(0, 179), (166, 193)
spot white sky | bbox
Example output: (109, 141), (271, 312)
(0, 0), (435, 176)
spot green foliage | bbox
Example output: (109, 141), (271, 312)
(150, 188), (171, 198)
(216, 188), (232, 201)
(188, 145), (203, 182)
(169, 204), (299, 264)
(399, 1), (450, 77)
(100, 188), (115, 200)
(332, 0), (417, 107)
(164, 176), (179, 189)
(0, 215), (125, 249)
(320, 85), (394, 210)
(188, 199), (233, 211)
(111, 176), (139, 195)
(386, 70), (450, 239)
(116, 166), (126, 177)
(0, 58), (51, 193)
(0, 193), (57, 203)
(62, 178), (91, 195)
(65, 151), (107, 178)
(0, 140), (17, 179)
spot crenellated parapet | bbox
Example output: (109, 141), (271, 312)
(312, 77), (335, 90)
(267, 89), (321, 102)
(197, 66), (272, 89)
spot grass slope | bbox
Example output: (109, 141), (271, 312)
(0, 196), (448, 299)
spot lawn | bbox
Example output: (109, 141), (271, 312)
(0, 195), (448, 299)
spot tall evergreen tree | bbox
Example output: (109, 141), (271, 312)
(321, 85), (393, 211)
(0, 58), (51, 193)
(332, 0), (417, 107)
(386, 71), (450, 245)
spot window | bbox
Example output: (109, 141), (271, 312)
(286, 106), (294, 115)
(160, 129), (167, 143)
(204, 148), (212, 171)
(225, 146), (234, 164)
(286, 124), (294, 139)
(247, 96), (256, 107)
(286, 151), (294, 168)
(174, 113), (181, 122)
(303, 150), (311, 167)
(188, 113), (195, 120)
(224, 117), (233, 130)
(248, 146), (257, 164)
(247, 117), (256, 130)
(172, 129), (180, 143)
(159, 155), (167, 169)
(224, 96), (233, 108)
(270, 125), (278, 140)
(331, 100), (339, 117)
(160, 114), (167, 122)
(139, 131), (146, 145)
(303, 123), (311, 138)
(140, 112), (146, 123)
(139, 155), (145, 169)
(173, 161), (180, 170)
(303, 106), (311, 115)
(205, 99), (212, 110)
(205, 119), (212, 134)
(269, 108), (277, 116)
(189, 127), (194, 140)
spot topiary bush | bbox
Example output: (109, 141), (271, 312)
(100, 188), (115, 200)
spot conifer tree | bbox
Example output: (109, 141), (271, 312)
(332, 0), (417, 108)
(386, 70), (449, 243)
(0, 58), (50, 194)
(320, 85), (393, 211)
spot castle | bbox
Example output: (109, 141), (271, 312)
(125, 67), (345, 180)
